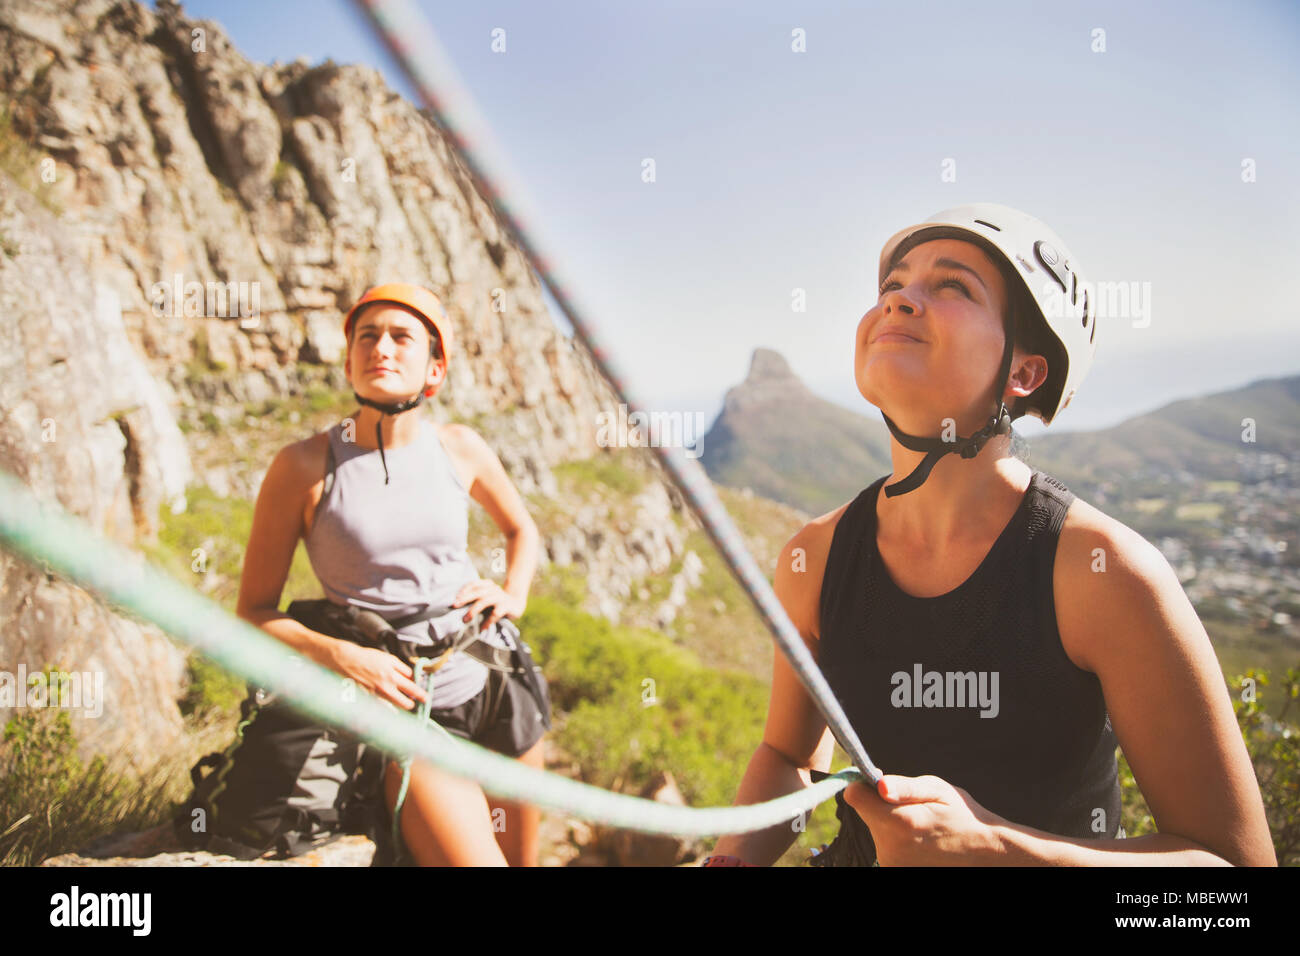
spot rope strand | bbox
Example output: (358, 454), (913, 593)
(0, 473), (860, 836)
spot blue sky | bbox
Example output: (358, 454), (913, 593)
(155, 0), (1300, 437)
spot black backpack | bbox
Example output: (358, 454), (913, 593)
(171, 599), (446, 865)
(173, 689), (394, 861)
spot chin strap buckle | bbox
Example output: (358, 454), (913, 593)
(958, 408), (1011, 460)
(882, 404), (1012, 497)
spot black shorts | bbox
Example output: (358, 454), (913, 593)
(423, 644), (552, 759)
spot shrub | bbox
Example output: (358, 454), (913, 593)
(0, 678), (182, 867)
(552, 455), (648, 497)
(178, 653), (246, 720)
(519, 594), (838, 862)
(522, 597), (767, 805)
(1231, 667), (1299, 865)
(1117, 666), (1299, 864)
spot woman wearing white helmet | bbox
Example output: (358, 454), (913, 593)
(705, 204), (1275, 866)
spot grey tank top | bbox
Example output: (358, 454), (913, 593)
(303, 414), (509, 709)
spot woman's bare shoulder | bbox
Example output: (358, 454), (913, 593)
(1057, 493), (1159, 574)
(266, 430), (332, 497)
(782, 501), (854, 565)
(435, 421), (488, 455)
(775, 499), (858, 640)
(1055, 491), (1178, 672)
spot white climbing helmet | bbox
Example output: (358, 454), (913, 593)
(877, 202), (1097, 426)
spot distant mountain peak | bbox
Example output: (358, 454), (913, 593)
(702, 348), (892, 513)
(722, 349), (810, 415)
(746, 348), (797, 384)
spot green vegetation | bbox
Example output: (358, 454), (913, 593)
(523, 595), (763, 808)
(1115, 667), (1299, 865)
(1203, 618), (1298, 687)
(304, 384), (351, 415)
(552, 453), (648, 498)
(520, 594), (837, 863)
(183, 324), (226, 385)
(527, 564), (589, 608)
(143, 483), (317, 722)
(0, 474), (326, 866)
(523, 452), (655, 543)
(1174, 502), (1223, 522)
(178, 653), (247, 721)
(1117, 749), (1155, 839)
(3, 400), (1292, 867)
(244, 396), (287, 422)
(716, 484), (806, 547)
(145, 483), (320, 611)
(1205, 480), (1241, 495)
(1231, 668), (1299, 865)
(616, 525), (775, 681)
(5, 528), (1294, 867)
(700, 390), (889, 515)
(0, 669), (193, 867)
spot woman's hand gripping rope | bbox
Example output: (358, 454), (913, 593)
(331, 641), (429, 711)
(843, 774), (1009, 865)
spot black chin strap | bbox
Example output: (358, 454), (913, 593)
(352, 390), (426, 485)
(880, 318), (1016, 499)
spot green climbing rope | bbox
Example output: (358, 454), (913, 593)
(0, 468), (861, 837)
(391, 653), (457, 854)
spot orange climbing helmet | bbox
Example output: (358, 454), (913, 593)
(343, 282), (454, 367)
(341, 284), (456, 485)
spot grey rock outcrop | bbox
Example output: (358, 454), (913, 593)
(0, 0), (689, 766)
(0, 175), (188, 765)
(40, 825), (379, 867)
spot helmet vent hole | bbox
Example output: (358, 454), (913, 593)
(973, 219), (1001, 231)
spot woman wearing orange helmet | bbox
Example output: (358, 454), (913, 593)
(706, 204), (1274, 867)
(237, 282), (549, 866)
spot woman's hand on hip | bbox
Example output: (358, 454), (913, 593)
(843, 773), (1008, 866)
(453, 579), (523, 630)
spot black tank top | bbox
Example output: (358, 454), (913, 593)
(810, 469), (1121, 866)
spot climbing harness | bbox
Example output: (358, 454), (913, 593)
(385, 604), (548, 860)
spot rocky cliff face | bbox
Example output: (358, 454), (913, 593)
(0, 0), (687, 765)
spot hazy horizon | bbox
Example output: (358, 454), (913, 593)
(688, 348), (1297, 440)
